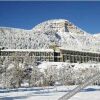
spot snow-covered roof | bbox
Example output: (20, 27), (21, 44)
(1, 49), (54, 52)
(1, 47), (100, 54)
(60, 47), (100, 54)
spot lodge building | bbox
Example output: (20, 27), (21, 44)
(60, 49), (100, 63)
(0, 47), (100, 64)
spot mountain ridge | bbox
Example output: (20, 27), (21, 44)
(0, 19), (100, 52)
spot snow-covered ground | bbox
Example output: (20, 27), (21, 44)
(0, 85), (100, 100)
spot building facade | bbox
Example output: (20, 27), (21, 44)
(60, 49), (100, 63)
(0, 47), (100, 64)
(0, 49), (55, 65)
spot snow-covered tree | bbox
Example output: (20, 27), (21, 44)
(58, 64), (74, 85)
(73, 65), (100, 85)
(43, 65), (59, 86)
(30, 66), (42, 86)
(0, 56), (10, 88)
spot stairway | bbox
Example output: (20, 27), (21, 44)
(58, 72), (100, 100)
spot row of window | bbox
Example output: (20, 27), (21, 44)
(1, 56), (54, 62)
(0, 52), (54, 57)
(62, 51), (100, 57)
(63, 55), (100, 63)
(29, 52), (54, 56)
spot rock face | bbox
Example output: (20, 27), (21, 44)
(0, 19), (100, 52)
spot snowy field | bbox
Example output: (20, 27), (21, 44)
(0, 85), (100, 100)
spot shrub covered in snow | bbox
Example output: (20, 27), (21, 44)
(0, 57), (100, 88)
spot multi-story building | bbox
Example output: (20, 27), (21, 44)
(0, 47), (100, 64)
(60, 49), (100, 63)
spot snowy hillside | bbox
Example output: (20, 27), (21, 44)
(0, 19), (100, 52)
